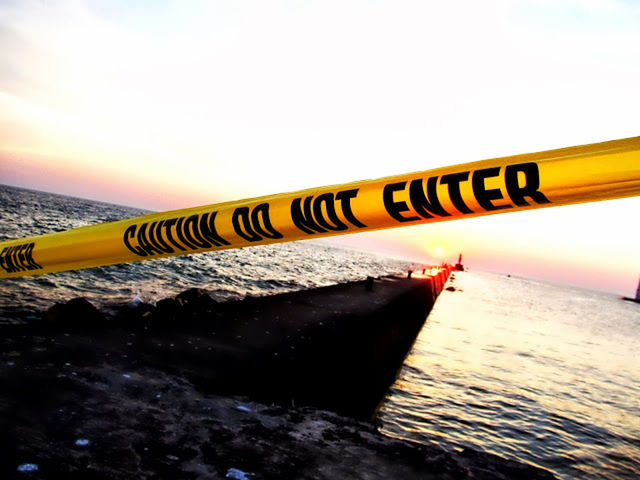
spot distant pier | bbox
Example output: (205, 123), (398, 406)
(622, 276), (640, 304)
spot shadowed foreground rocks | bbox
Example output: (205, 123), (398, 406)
(0, 275), (555, 479)
(0, 361), (554, 479)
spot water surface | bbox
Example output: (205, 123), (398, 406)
(380, 271), (640, 479)
(0, 184), (415, 322)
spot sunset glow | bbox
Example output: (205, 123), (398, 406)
(1, 0), (639, 294)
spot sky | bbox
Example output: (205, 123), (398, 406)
(1, 0), (639, 295)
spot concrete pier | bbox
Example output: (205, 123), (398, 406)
(0, 268), (556, 479)
(27, 271), (449, 419)
(135, 274), (443, 419)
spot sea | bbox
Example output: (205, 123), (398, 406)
(1, 184), (639, 479)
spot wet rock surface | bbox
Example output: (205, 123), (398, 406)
(0, 360), (554, 479)
(0, 277), (555, 479)
(20, 276), (439, 421)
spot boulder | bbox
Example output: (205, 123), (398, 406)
(44, 297), (105, 330)
(176, 288), (219, 319)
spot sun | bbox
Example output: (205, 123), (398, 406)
(433, 245), (444, 258)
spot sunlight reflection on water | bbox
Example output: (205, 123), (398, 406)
(379, 271), (640, 479)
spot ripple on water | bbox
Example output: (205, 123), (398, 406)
(379, 271), (640, 480)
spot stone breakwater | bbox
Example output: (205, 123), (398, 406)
(0, 271), (556, 479)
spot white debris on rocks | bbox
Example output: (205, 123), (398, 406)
(17, 463), (38, 472)
(226, 467), (252, 480)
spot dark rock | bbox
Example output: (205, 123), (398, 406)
(0, 272), (557, 479)
(114, 301), (156, 328)
(153, 297), (184, 326)
(44, 297), (105, 330)
(0, 359), (557, 478)
(365, 276), (374, 291)
(176, 287), (209, 304)
(176, 288), (218, 319)
(445, 286), (456, 292)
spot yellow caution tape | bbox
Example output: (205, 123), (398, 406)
(2, 137), (640, 278)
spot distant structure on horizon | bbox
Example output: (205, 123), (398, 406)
(454, 254), (464, 272)
(622, 276), (640, 304)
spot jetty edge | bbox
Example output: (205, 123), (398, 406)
(0, 269), (556, 479)
(621, 276), (640, 303)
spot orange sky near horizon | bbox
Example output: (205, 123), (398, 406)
(1, 1), (639, 295)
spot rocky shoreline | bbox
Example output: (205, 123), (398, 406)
(0, 275), (556, 479)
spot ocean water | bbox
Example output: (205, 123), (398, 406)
(0, 184), (416, 323)
(2, 184), (639, 479)
(379, 271), (640, 479)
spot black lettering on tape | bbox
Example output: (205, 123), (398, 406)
(505, 163), (551, 206)
(291, 197), (327, 234)
(124, 225), (148, 256)
(0, 242), (42, 273)
(251, 204), (283, 240)
(16, 244), (27, 272)
(335, 189), (367, 228)
(181, 216), (201, 248)
(175, 217), (197, 250)
(409, 177), (450, 219)
(199, 212), (230, 247)
(138, 223), (165, 256)
(148, 221), (173, 254)
(184, 215), (210, 249)
(124, 211), (229, 257)
(291, 189), (367, 234)
(24, 243), (42, 270)
(232, 207), (262, 242)
(440, 172), (473, 214)
(472, 167), (513, 211)
(0, 247), (8, 272)
(383, 182), (420, 222)
(313, 193), (348, 231)
(10, 245), (23, 272)
(153, 220), (174, 253)
(233, 204), (283, 242)
(162, 218), (186, 251)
